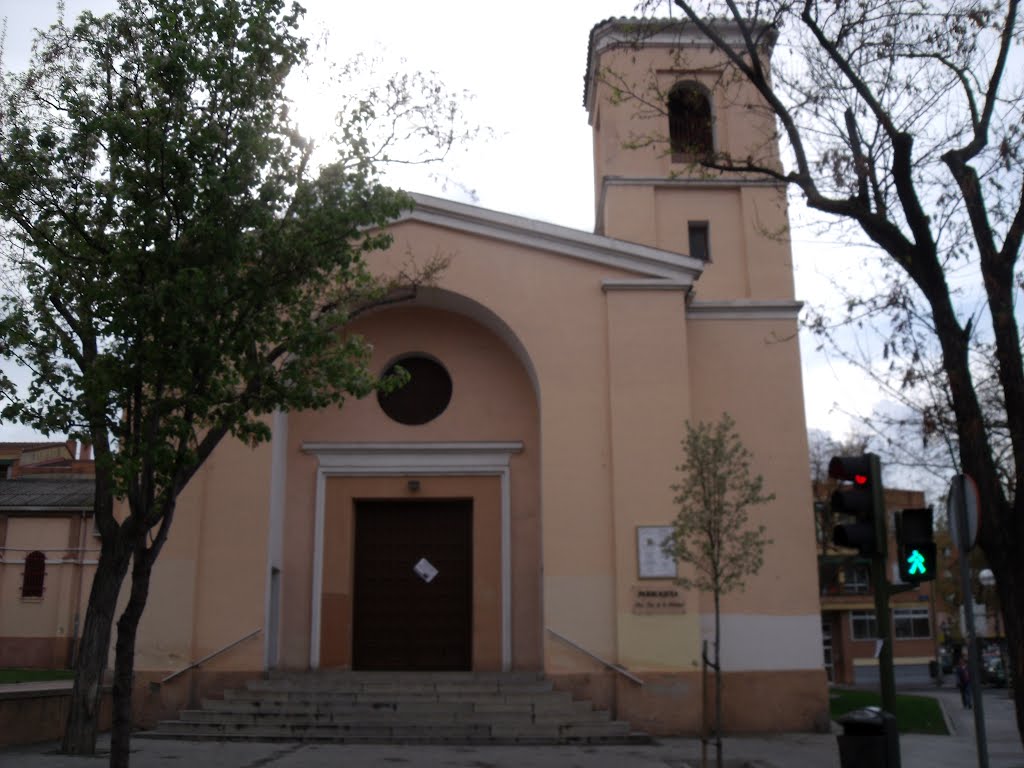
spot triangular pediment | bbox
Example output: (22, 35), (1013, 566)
(395, 193), (705, 285)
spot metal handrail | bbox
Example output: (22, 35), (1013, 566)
(159, 627), (261, 685)
(545, 627), (644, 685)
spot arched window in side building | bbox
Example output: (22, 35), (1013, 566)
(22, 550), (46, 598)
(668, 82), (713, 158)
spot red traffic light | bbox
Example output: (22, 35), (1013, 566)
(828, 455), (872, 482)
(829, 453), (884, 557)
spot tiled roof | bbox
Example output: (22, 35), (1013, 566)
(0, 478), (95, 510)
(584, 16), (644, 108)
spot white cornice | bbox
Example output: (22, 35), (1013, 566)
(399, 193), (704, 284)
(603, 279), (690, 292)
(687, 300), (802, 321)
(301, 441), (524, 472)
(591, 19), (771, 58)
(603, 175), (786, 189)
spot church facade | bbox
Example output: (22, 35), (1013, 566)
(68, 19), (826, 733)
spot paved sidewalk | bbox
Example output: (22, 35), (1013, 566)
(1, 686), (1021, 767)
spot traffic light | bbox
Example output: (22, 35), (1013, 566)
(896, 507), (937, 582)
(829, 453), (885, 557)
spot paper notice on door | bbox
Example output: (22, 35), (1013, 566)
(413, 557), (439, 583)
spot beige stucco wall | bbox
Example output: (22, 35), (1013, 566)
(686, 314), (821, 654)
(128, 433), (271, 676)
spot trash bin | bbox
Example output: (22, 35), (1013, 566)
(836, 707), (900, 768)
(929, 660), (939, 679)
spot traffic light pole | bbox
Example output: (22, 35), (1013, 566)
(867, 518), (898, 715)
(870, 555), (896, 713)
(953, 475), (989, 768)
(862, 455), (897, 715)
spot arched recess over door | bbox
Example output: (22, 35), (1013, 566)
(280, 289), (544, 673)
(377, 285), (541, 409)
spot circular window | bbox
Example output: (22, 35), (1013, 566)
(377, 355), (453, 426)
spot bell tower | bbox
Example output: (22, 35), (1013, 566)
(581, 22), (825, 734)
(584, 19), (794, 303)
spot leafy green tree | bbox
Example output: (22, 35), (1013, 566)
(0, 1), (462, 764)
(664, 413), (774, 768)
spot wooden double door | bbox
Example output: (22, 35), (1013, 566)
(352, 499), (472, 670)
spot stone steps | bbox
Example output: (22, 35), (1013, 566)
(135, 671), (644, 745)
(176, 707), (613, 724)
(220, 690), (579, 705)
(200, 696), (593, 716)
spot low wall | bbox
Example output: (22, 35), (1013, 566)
(549, 668), (830, 735)
(0, 637), (72, 668)
(0, 685), (112, 747)
(0, 668), (259, 746)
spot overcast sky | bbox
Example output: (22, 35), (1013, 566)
(0, 0), (885, 445)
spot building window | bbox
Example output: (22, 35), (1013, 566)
(843, 564), (870, 594)
(377, 354), (453, 426)
(668, 82), (713, 158)
(688, 222), (709, 261)
(850, 610), (877, 640)
(22, 550), (46, 598)
(893, 607), (931, 639)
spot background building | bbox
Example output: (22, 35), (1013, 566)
(0, 442), (96, 668)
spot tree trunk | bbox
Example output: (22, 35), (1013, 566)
(714, 590), (723, 768)
(62, 537), (132, 755)
(109, 542), (157, 768)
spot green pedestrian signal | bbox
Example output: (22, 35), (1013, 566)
(906, 549), (927, 576)
(896, 508), (936, 583)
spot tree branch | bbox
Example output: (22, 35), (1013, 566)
(959, 0), (1019, 161)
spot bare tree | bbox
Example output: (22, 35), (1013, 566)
(665, 414), (774, 768)
(613, 0), (1024, 744)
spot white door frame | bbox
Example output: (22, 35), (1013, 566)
(302, 441), (522, 671)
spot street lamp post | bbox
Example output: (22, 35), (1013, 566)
(978, 569), (998, 636)
(978, 569), (1005, 689)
